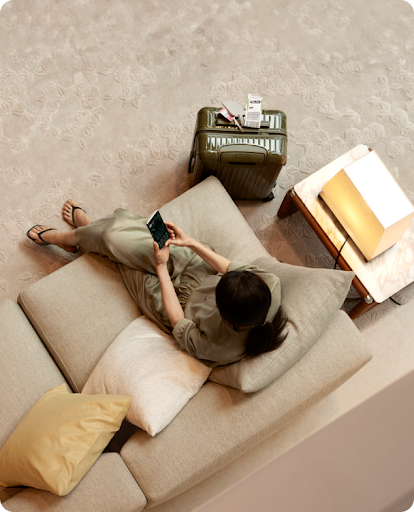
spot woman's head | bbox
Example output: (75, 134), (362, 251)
(216, 271), (271, 327)
(216, 270), (288, 357)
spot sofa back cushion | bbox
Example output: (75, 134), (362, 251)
(17, 255), (141, 393)
(160, 176), (269, 262)
(209, 257), (354, 392)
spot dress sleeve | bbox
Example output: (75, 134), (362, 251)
(172, 318), (214, 362)
(227, 261), (250, 272)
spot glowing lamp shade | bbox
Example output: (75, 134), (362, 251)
(319, 151), (414, 261)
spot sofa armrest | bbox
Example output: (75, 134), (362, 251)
(0, 299), (66, 449)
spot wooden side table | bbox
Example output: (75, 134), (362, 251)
(277, 144), (414, 319)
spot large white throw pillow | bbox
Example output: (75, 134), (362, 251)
(82, 316), (211, 436)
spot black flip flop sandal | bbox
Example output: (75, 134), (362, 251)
(71, 206), (86, 229)
(26, 226), (56, 245)
(26, 225), (80, 253)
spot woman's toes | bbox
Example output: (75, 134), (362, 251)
(28, 225), (53, 244)
(61, 199), (90, 228)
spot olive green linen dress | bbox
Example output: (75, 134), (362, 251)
(74, 209), (281, 368)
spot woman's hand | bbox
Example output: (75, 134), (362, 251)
(164, 221), (193, 247)
(153, 240), (170, 268)
(154, 239), (184, 327)
(165, 220), (230, 274)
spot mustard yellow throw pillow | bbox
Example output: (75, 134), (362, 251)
(0, 384), (131, 496)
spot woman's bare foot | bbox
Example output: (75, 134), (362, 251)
(27, 225), (79, 253)
(62, 199), (92, 228)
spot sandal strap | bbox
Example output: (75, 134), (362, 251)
(71, 206), (86, 229)
(37, 228), (57, 245)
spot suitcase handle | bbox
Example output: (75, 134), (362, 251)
(216, 118), (271, 129)
(188, 147), (196, 173)
(219, 144), (267, 165)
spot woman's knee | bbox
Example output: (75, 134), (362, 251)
(101, 228), (119, 248)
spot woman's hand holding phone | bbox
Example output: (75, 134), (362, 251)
(154, 219), (231, 276)
(151, 219), (191, 269)
(153, 240), (170, 268)
(164, 222), (193, 247)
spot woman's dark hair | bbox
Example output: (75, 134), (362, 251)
(216, 270), (289, 357)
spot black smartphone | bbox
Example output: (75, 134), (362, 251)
(147, 210), (170, 249)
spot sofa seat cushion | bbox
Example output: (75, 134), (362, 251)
(120, 311), (373, 507)
(3, 453), (147, 512)
(17, 255), (141, 392)
(82, 316), (211, 436)
(209, 257), (355, 392)
(0, 384), (131, 496)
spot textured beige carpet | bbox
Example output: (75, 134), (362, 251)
(1, 0), (414, 330)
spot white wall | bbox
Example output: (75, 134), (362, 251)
(196, 371), (414, 512)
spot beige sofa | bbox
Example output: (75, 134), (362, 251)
(0, 177), (373, 511)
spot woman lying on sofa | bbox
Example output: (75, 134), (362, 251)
(26, 200), (288, 368)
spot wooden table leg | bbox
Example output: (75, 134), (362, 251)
(277, 189), (298, 219)
(349, 297), (379, 319)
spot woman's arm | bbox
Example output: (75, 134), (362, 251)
(153, 242), (184, 328)
(165, 221), (231, 274)
(186, 239), (231, 274)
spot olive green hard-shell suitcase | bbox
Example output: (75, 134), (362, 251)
(188, 107), (287, 200)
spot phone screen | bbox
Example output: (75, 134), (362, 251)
(147, 210), (170, 249)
